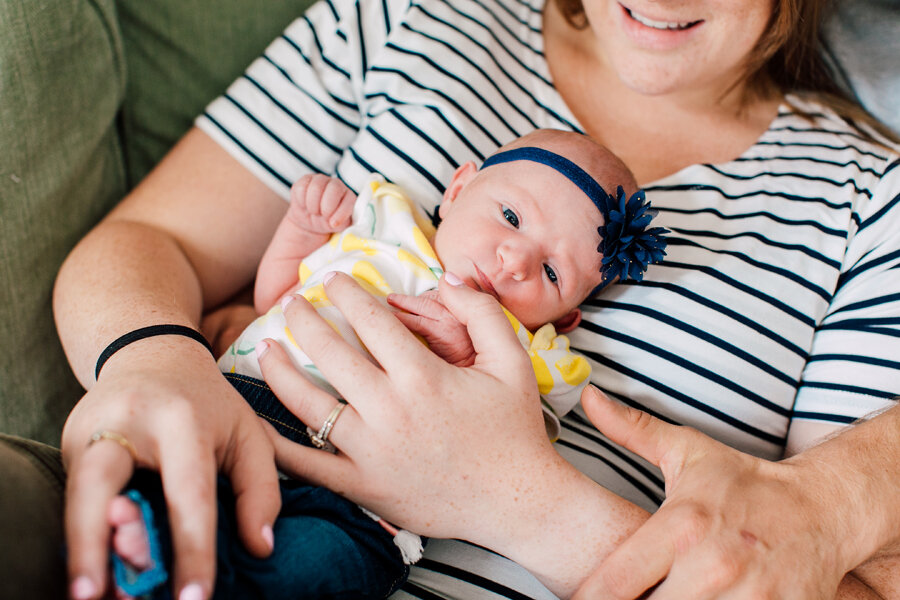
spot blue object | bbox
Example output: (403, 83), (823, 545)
(112, 489), (169, 597)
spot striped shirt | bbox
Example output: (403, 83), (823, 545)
(197, 0), (900, 595)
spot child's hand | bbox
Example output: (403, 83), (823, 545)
(288, 173), (355, 233)
(387, 290), (476, 367)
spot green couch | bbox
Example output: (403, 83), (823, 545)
(1, 0), (314, 445)
(1, 0), (898, 447)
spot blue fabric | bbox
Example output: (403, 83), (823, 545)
(114, 375), (408, 599)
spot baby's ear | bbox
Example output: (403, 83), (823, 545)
(553, 308), (582, 334)
(439, 161), (478, 218)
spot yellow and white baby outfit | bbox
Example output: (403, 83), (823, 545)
(219, 176), (591, 440)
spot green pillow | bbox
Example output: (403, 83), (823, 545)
(118, 0), (317, 185)
(0, 0), (127, 444)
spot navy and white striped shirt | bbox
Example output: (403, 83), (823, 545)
(197, 0), (900, 595)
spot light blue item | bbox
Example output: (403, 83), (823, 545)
(111, 490), (169, 597)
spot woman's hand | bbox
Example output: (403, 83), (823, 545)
(255, 272), (653, 596)
(60, 339), (281, 600)
(572, 387), (874, 600)
(257, 271), (551, 538)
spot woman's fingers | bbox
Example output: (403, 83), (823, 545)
(65, 441), (135, 599)
(284, 273), (427, 388)
(257, 337), (363, 452)
(266, 426), (357, 493)
(157, 430), (218, 599)
(225, 418), (282, 558)
(580, 385), (676, 469)
(435, 275), (532, 378)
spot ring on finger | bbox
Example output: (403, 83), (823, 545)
(87, 430), (138, 461)
(310, 402), (346, 449)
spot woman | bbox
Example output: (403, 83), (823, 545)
(45, 0), (900, 598)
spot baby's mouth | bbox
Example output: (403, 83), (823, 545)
(622, 4), (702, 31)
(473, 265), (500, 301)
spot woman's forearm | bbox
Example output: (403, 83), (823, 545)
(466, 448), (650, 597)
(54, 219), (206, 386)
(53, 128), (286, 385)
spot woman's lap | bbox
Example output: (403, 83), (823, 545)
(0, 433), (67, 599)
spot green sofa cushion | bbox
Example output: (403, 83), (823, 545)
(118, 0), (317, 185)
(0, 0), (126, 444)
(0, 0), (316, 444)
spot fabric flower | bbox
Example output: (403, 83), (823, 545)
(597, 186), (669, 283)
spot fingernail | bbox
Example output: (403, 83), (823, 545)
(323, 271), (337, 285)
(255, 340), (269, 359)
(179, 582), (204, 600)
(261, 523), (275, 550)
(280, 295), (295, 311)
(444, 272), (464, 286)
(71, 576), (97, 600)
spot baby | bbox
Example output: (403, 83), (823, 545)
(109, 129), (668, 599)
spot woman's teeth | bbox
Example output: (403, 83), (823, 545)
(626, 8), (699, 30)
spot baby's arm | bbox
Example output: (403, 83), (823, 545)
(387, 290), (476, 367)
(254, 174), (355, 312)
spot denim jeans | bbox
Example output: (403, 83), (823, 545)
(119, 374), (408, 600)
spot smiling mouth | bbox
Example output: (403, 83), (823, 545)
(474, 265), (500, 301)
(623, 5), (702, 31)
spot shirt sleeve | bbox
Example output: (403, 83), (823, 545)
(791, 154), (900, 428)
(196, 0), (374, 199)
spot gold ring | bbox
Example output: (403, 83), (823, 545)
(310, 403), (346, 449)
(87, 430), (138, 461)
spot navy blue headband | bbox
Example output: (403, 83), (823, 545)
(480, 146), (669, 287)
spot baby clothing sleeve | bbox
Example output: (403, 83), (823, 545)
(502, 309), (592, 441)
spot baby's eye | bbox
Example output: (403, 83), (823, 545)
(544, 264), (558, 285)
(502, 206), (519, 228)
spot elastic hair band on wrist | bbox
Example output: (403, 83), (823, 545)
(95, 324), (214, 380)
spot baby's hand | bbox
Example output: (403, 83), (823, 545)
(387, 290), (476, 367)
(288, 173), (355, 233)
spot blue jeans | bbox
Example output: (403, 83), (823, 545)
(117, 374), (408, 600)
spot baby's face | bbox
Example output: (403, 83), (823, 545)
(434, 159), (604, 331)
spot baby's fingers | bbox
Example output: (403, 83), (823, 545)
(386, 291), (447, 320)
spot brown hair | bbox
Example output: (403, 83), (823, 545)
(554, 0), (899, 143)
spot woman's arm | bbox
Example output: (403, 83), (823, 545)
(54, 128), (288, 600)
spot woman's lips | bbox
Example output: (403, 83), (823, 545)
(618, 3), (704, 49)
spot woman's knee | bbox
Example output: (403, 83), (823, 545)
(0, 434), (66, 599)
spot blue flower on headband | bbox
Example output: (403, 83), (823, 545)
(597, 187), (669, 283)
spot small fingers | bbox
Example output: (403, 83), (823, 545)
(386, 292), (448, 320)
(320, 179), (354, 229)
(66, 442), (136, 599)
(303, 173), (329, 218)
(436, 274), (532, 379)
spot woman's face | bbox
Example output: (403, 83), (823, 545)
(581, 0), (776, 97)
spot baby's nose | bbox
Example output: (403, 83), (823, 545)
(498, 243), (534, 281)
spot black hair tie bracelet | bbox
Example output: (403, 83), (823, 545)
(95, 324), (214, 380)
